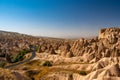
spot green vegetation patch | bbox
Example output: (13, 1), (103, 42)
(11, 49), (32, 63)
(0, 61), (6, 67)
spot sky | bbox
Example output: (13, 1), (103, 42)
(0, 0), (120, 38)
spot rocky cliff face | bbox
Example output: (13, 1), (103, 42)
(99, 27), (120, 39)
(70, 28), (120, 62)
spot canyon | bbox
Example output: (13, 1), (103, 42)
(0, 27), (120, 80)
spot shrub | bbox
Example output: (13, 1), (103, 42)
(11, 54), (23, 63)
(79, 71), (87, 75)
(0, 62), (6, 67)
(42, 61), (52, 67)
(11, 49), (31, 63)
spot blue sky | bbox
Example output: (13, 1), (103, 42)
(0, 0), (120, 38)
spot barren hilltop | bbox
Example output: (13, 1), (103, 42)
(0, 27), (120, 80)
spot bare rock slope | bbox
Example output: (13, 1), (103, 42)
(35, 27), (120, 80)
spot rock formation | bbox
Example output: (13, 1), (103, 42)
(70, 28), (120, 62)
(0, 27), (120, 80)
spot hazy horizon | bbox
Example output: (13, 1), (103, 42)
(0, 0), (120, 38)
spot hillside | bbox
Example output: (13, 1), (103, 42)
(0, 27), (120, 80)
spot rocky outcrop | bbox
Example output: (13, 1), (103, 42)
(70, 38), (99, 62)
(70, 28), (120, 62)
(58, 42), (74, 57)
(48, 48), (56, 54)
(85, 63), (120, 80)
(99, 27), (120, 39)
(66, 51), (74, 58)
